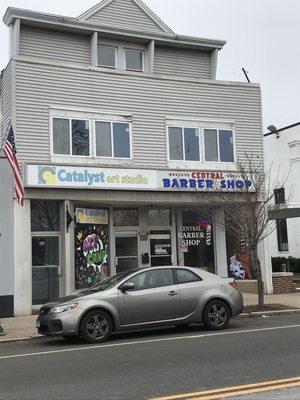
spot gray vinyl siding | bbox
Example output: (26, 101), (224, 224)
(0, 61), (13, 145)
(86, 0), (163, 33)
(14, 60), (262, 167)
(154, 46), (211, 80)
(19, 26), (91, 65)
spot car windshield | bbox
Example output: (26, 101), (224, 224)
(83, 270), (137, 293)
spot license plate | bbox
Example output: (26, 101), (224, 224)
(36, 319), (40, 328)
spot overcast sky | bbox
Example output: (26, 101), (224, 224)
(1, 0), (299, 131)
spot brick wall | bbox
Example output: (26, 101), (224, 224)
(272, 273), (296, 294)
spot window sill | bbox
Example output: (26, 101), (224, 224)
(167, 161), (237, 171)
(51, 155), (134, 167)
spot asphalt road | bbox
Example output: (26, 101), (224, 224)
(0, 314), (299, 400)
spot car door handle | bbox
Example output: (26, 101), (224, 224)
(169, 290), (178, 296)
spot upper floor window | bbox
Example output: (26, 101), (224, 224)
(98, 45), (117, 68)
(52, 116), (132, 160)
(167, 125), (235, 163)
(168, 127), (200, 161)
(204, 129), (234, 162)
(125, 49), (143, 71)
(53, 118), (90, 156)
(274, 188), (286, 205)
(95, 121), (131, 158)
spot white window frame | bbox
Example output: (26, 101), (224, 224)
(51, 116), (92, 158)
(124, 48), (145, 72)
(203, 127), (236, 163)
(98, 44), (118, 69)
(167, 125), (201, 163)
(94, 120), (133, 160)
(166, 118), (236, 169)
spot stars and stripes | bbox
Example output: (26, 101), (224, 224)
(2, 125), (25, 206)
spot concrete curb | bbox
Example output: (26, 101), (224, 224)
(238, 309), (300, 318)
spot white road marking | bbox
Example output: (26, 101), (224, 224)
(0, 324), (299, 361)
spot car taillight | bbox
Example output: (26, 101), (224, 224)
(229, 281), (239, 290)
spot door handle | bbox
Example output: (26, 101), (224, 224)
(169, 290), (178, 296)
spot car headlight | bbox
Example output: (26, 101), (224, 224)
(50, 302), (79, 315)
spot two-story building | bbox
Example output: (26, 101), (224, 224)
(0, 0), (271, 317)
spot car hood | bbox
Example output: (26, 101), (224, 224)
(41, 290), (104, 309)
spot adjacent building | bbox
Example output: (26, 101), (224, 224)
(264, 123), (300, 274)
(0, 0), (270, 317)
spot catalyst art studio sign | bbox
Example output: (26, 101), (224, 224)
(26, 165), (253, 192)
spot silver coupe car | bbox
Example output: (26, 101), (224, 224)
(37, 266), (243, 343)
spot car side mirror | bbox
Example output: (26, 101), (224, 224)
(119, 282), (135, 292)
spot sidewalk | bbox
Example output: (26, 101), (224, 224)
(0, 292), (299, 343)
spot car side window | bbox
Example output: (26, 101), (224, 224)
(126, 271), (147, 291)
(144, 269), (173, 289)
(125, 269), (174, 291)
(175, 269), (202, 284)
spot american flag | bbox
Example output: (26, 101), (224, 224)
(3, 125), (25, 206)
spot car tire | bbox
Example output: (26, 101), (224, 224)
(202, 300), (230, 330)
(79, 310), (113, 344)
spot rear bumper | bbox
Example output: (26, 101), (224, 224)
(230, 291), (244, 317)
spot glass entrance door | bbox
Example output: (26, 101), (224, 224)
(115, 230), (139, 273)
(150, 230), (172, 266)
(32, 236), (60, 305)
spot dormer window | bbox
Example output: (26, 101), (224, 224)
(125, 49), (144, 71)
(98, 45), (117, 68)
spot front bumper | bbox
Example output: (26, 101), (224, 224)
(37, 306), (82, 337)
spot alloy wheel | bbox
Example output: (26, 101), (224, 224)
(86, 314), (109, 339)
(207, 304), (227, 327)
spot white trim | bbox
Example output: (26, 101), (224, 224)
(91, 31), (98, 67)
(49, 105), (132, 119)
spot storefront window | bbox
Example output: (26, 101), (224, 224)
(150, 230), (172, 266)
(148, 209), (171, 226)
(75, 208), (109, 289)
(113, 208), (138, 226)
(31, 200), (60, 231)
(226, 228), (253, 280)
(178, 210), (215, 273)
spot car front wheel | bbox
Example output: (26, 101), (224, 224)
(80, 310), (113, 343)
(202, 300), (230, 330)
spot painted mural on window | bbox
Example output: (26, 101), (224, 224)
(75, 209), (109, 289)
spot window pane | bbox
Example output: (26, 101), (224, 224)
(274, 188), (285, 205)
(145, 269), (173, 288)
(98, 45), (116, 68)
(148, 209), (171, 226)
(204, 129), (218, 161)
(169, 127), (183, 160)
(113, 123), (130, 158)
(32, 236), (59, 266)
(31, 200), (60, 231)
(277, 219), (289, 251)
(219, 130), (234, 162)
(184, 128), (200, 161)
(176, 269), (201, 284)
(53, 118), (70, 155)
(113, 209), (138, 226)
(95, 122), (112, 157)
(127, 272), (147, 291)
(125, 49), (143, 71)
(72, 119), (90, 156)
